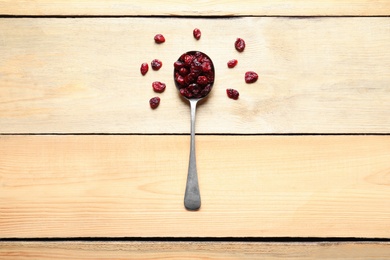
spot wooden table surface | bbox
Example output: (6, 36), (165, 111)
(1, 1), (390, 258)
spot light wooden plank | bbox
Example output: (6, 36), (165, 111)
(1, 17), (389, 134)
(0, 135), (389, 238)
(1, 242), (390, 259)
(0, 0), (390, 16)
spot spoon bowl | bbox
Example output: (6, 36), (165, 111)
(173, 51), (215, 210)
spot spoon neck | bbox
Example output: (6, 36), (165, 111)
(189, 99), (199, 138)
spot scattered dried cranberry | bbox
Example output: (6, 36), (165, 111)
(193, 28), (201, 40)
(149, 97), (160, 109)
(140, 63), (149, 75)
(152, 81), (166, 93)
(154, 34), (165, 44)
(227, 59), (238, 68)
(245, 71), (258, 83)
(174, 51), (214, 99)
(235, 38), (246, 52)
(151, 59), (162, 71)
(226, 89), (239, 100)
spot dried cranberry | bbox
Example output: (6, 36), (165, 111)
(227, 59), (238, 68)
(191, 60), (202, 74)
(193, 28), (201, 40)
(226, 89), (239, 100)
(152, 81), (166, 93)
(174, 61), (184, 70)
(201, 84), (212, 97)
(201, 61), (212, 72)
(235, 38), (245, 52)
(140, 63), (149, 75)
(149, 97), (160, 109)
(188, 83), (200, 96)
(151, 59), (162, 71)
(245, 71), (258, 83)
(179, 67), (189, 76)
(179, 88), (192, 98)
(196, 76), (208, 85)
(175, 75), (185, 86)
(205, 71), (214, 82)
(184, 73), (196, 85)
(154, 34), (165, 44)
(174, 51), (214, 99)
(184, 54), (194, 65)
(199, 55), (209, 63)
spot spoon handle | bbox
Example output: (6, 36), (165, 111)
(184, 99), (201, 210)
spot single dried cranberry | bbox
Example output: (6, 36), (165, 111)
(199, 55), (209, 63)
(205, 72), (214, 82)
(152, 81), (166, 93)
(184, 73), (196, 85)
(175, 75), (185, 86)
(184, 54), (194, 65)
(180, 53), (187, 61)
(179, 67), (189, 76)
(227, 59), (238, 68)
(193, 28), (201, 40)
(191, 60), (202, 74)
(226, 89), (239, 100)
(154, 34), (165, 44)
(245, 71), (258, 83)
(151, 59), (162, 70)
(174, 61), (184, 70)
(180, 88), (192, 98)
(201, 61), (212, 72)
(188, 83), (200, 96)
(140, 63), (149, 75)
(197, 76), (208, 85)
(235, 38), (245, 52)
(149, 97), (160, 109)
(201, 84), (211, 96)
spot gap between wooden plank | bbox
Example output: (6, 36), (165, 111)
(1, 15), (390, 18)
(2, 237), (390, 242)
(1, 133), (390, 136)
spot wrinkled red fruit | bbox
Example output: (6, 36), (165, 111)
(154, 34), (165, 44)
(152, 81), (166, 93)
(149, 97), (160, 109)
(151, 59), (162, 70)
(193, 28), (201, 40)
(140, 63), (149, 75)
(227, 59), (238, 68)
(174, 51), (214, 99)
(235, 38), (246, 52)
(226, 89), (239, 100)
(245, 71), (258, 83)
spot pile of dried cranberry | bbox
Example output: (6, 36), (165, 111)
(140, 30), (259, 108)
(174, 51), (214, 99)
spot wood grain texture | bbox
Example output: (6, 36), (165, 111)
(1, 135), (389, 238)
(1, 242), (390, 259)
(1, 17), (389, 134)
(1, 0), (390, 16)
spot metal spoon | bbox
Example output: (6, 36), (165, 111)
(174, 51), (215, 211)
